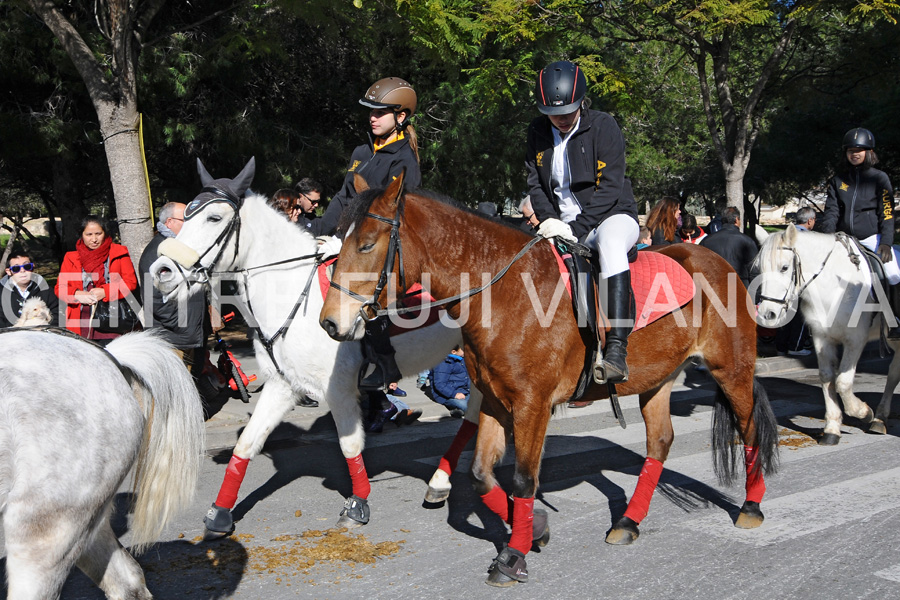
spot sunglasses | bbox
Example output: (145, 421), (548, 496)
(299, 192), (320, 205)
(9, 263), (34, 274)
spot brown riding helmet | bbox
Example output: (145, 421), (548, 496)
(359, 77), (417, 116)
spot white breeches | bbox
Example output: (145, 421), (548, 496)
(583, 214), (640, 278)
(859, 234), (900, 285)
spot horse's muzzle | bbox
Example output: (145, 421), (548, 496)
(149, 256), (182, 294)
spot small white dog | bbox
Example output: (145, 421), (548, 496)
(14, 298), (53, 327)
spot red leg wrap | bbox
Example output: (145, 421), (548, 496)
(744, 445), (766, 503)
(480, 485), (509, 522)
(215, 455), (250, 509)
(508, 497), (535, 555)
(438, 419), (478, 475)
(623, 457), (664, 524)
(346, 454), (371, 500)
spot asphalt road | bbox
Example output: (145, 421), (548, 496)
(7, 350), (900, 600)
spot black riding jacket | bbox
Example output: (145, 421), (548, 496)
(821, 166), (895, 245)
(311, 134), (421, 237)
(526, 108), (638, 240)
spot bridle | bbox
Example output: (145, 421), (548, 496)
(328, 194), (543, 331)
(757, 233), (858, 319)
(175, 187), (326, 373)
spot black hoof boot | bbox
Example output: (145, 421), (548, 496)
(532, 508), (551, 548)
(335, 495), (370, 528)
(735, 500), (765, 529)
(486, 547), (528, 587)
(203, 503), (234, 540)
(605, 515), (640, 545)
(818, 432), (841, 446)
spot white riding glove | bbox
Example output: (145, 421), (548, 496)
(316, 235), (343, 259)
(537, 218), (577, 244)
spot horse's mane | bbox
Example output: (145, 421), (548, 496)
(340, 186), (525, 235)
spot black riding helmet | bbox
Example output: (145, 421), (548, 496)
(535, 61), (587, 115)
(842, 127), (875, 150)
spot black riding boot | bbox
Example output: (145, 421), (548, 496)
(359, 316), (402, 391)
(594, 270), (635, 384)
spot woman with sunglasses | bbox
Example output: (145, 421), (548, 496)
(0, 253), (60, 327)
(55, 216), (138, 341)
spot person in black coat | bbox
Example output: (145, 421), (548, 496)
(699, 206), (758, 289)
(526, 60), (639, 385)
(0, 253), (60, 327)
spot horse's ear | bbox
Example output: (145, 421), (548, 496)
(232, 156), (256, 197)
(784, 222), (798, 246)
(383, 168), (406, 208)
(197, 158), (215, 187)
(353, 174), (370, 194)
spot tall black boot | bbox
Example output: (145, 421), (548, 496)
(359, 316), (402, 391)
(594, 270), (635, 384)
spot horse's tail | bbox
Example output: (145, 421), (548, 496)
(106, 331), (205, 553)
(711, 377), (780, 486)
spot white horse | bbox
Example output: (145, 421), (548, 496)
(0, 329), (203, 600)
(755, 225), (900, 442)
(150, 158), (479, 539)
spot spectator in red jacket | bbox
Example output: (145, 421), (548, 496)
(55, 216), (138, 342)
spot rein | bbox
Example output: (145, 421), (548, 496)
(329, 200), (543, 322)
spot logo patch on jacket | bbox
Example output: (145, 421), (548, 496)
(596, 160), (606, 186)
(535, 151), (544, 167)
(840, 182), (849, 192)
(348, 160), (361, 173)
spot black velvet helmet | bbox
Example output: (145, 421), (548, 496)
(535, 61), (587, 115)
(842, 127), (875, 150)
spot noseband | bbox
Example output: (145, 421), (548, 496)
(328, 196), (543, 328)
(757, 236), (846, 317)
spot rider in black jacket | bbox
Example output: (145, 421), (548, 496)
(820, 127), (898, 337)
(526, 61), (640, 385)
(310, 79), (421, 239)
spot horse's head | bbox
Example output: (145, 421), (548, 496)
(755, 224), (804, 328)
(319, 172), (408, 341)
(151, 157), (255, 296)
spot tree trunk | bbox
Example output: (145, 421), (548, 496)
(724, 163), (746, 221)
(97, 104), (153, 268)
(0, 219), (21, 268)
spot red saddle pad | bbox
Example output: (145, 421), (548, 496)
(631, 251), (695, 331)
(550, 247), (695, 332)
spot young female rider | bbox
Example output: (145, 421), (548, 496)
(526, 60), (640, 384)
(314, 77), (422, 390)
(820, 127), (898, 336)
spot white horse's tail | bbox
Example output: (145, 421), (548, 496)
(106, 331), (205, 553)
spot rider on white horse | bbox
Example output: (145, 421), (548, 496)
(820, 127), (899, 337)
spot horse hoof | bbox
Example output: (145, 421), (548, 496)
(868, 420), (887, 435)
(485, 547), (528, 587)
(335, 495), (369, 528)
(735, 501), (764, 529)
(818, 433), (841, 446)
(532, 508), (551, 548)
(605, 516), (639, 545)
(861, 406), (875, 424)
(202, 503), (234, 540)
(424, 469), (452, 503)
(424, 486), (450, 503)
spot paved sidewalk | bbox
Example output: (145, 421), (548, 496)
(200, 340), (889, 452)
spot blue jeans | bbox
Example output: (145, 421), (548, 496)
(438, 394), (468, 412)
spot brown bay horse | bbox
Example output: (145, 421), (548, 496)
(319, 173), (779, 586)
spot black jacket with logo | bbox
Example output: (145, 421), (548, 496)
(526, 108), (638, 240)
(311, 135), (421, 237)
(821, 166), (894, 244)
